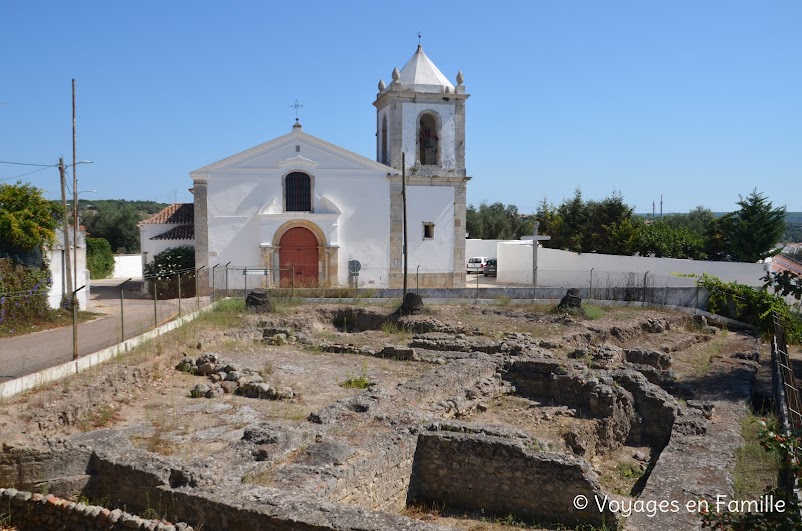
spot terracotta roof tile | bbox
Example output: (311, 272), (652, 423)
(140, 203), (194, 225)
(150, 225), (195, 240)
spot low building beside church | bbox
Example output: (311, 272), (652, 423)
(147, 45), (472, 290)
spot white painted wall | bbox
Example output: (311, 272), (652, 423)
(47, 229), (88, 310)
(400, 102), (457, 168)
(197, 128), (397, 287)
(496, 243), (769, 288)
(139, 223), (195, 267)
(112, 254), (143, 279)
(405, 186), (455, 276)
(466, 239), (500, 261)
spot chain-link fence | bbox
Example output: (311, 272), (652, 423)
(200, 263), (714, 309)
(0, 260), (762, 385)
(0, 267), (214, 385)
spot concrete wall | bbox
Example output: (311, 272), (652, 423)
(496, 242), (768, 288)
(405, 186), (455, 275)
(465, 239), (499, 260)
(112, 254), (143, 278)
(47, 229), (89, 310)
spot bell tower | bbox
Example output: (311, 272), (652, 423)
(374, 45), (470, 289)
(374, 45), (468, 178)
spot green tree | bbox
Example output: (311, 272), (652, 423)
(724, 190), (786, 263)
(636, 221), (706, 259)
(86, 238), (115, 279)
(536, 190), (637, 254)
(466, 202), (532, 240)
(0, 182), (60, 251)
(84, 203), (142, 253)
(584, 192), (636, 253)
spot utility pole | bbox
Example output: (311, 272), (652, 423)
(58, 157), (73, 304)
(401, 152), (408, 296)
(72, 79), (79, 309)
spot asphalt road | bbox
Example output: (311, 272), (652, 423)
(0, 279), (199, 383)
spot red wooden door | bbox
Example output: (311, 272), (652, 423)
(279, 227), (319, 287)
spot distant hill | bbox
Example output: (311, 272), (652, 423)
(77, 199), (169, 219)
(786, 212), (802, 242)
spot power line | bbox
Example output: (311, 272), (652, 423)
(0, 160), (55, 167)
(0, 165), (56, 181)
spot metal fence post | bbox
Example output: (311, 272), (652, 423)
(177, 272), (182, 318)
(154, 278), (159, 327)
(211, 264), (218, 303)
(119, 278), (132, 345)
(244, 267), (248, 302)
(291, 265), (295, 298)
(589, 268), (594, 301)
(195, 265), (205, 311)
(225, 261), (231, 298)
(643, 271), (649, 303)
(72, 285), (85, 360)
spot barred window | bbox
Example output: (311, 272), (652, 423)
(285, 172), (311, 212)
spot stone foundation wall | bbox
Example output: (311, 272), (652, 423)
(409, 432), (619, 528)
(327, 434), (418, 511)
(504, 360), (679, 451)
(0, 489), (194, 531)
(0, 443), (93, 498)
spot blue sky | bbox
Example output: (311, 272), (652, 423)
(1, 1), (800, 213)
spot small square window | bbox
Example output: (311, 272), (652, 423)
(296, 145), (301, 152)
(423, 223), (435, 240)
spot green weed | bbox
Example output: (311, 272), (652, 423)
(733, 411), (780, 499)
(584, 304), (604, 319)
(75, 404), (120, 431)
(340, 362), (370, 389)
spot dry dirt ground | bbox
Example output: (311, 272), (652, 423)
(0, 299), (781, 530)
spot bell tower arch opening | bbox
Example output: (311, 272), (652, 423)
(418, 112), (439, 166)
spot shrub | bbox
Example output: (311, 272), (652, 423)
(698, 274), (802, 344)
(86, 237), (114, 279)
(0, 258), (51, 333)
(144, 246), (195, 299)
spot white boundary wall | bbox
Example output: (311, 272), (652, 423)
(497, 243), (768, 288)
(466, 239), (501, 260)
(113, 254), (144, 279)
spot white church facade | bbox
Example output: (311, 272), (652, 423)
(147, 45), (471, 290)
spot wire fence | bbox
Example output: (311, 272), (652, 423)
(0, 261), (769, 385)
(202, 264), (712, 309)
(0, 267), (214, 385)
(771, 312), (802, 499)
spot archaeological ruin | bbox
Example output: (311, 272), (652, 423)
(0, 298), (774, 530)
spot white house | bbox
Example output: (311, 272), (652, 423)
(189, 45), (470, 290)
(138, 203), (195, 270)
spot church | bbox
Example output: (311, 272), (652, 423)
(144, 45), (471, 290)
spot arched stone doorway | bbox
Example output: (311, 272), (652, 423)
(279, 227), (319, 287)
